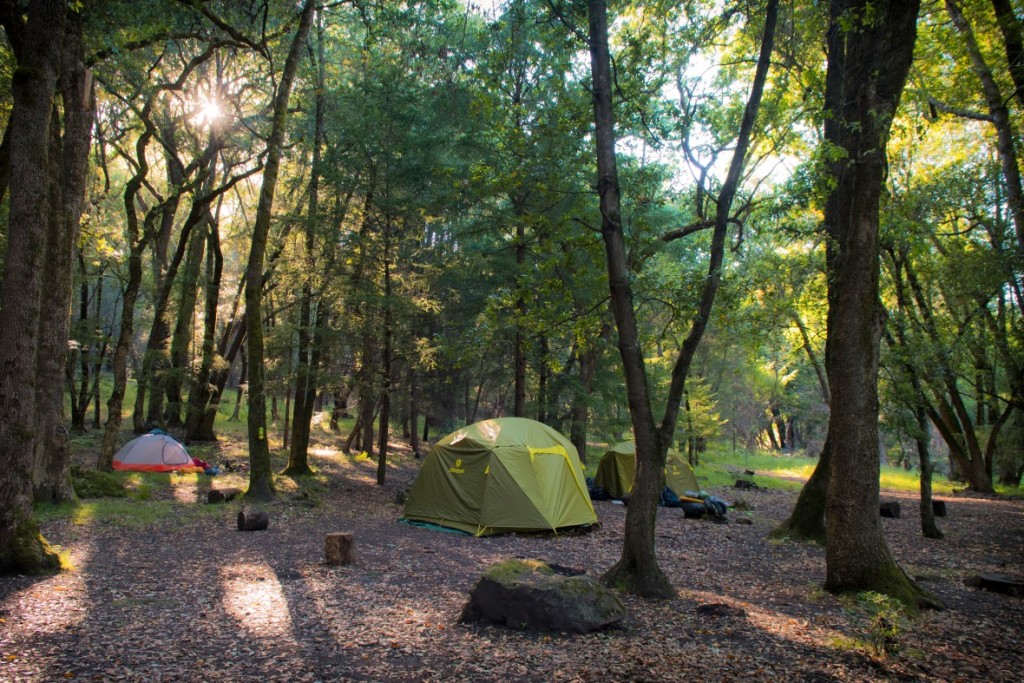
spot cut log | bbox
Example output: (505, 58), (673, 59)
(973, 573), (1024, 598)
(932, 500), (947, 517)
(237, 509), (270, 531)
(325, 532), (355, 566)
(879, 501), (901, 518)
(207, 487), (243, 504)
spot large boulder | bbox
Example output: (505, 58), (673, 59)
(460, 559), (625, 633)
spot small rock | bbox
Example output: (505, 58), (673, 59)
(735, 517), (753, 525)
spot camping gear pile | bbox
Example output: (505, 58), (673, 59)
(589, 441), (730, 521)
(401, 417), (597, 536)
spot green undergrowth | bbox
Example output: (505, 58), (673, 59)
(835, 591), (909, 658)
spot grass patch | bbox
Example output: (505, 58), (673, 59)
(71, 466), (128, 499)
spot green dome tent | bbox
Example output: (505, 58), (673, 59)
(401, 417), (597, 536)
(593, 441), (700, 500)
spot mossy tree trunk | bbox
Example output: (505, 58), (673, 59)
(772, 433), (830, 543)
(32, 8), (93, 505)
(0, 0), (66, 575)
(243, 0), (316, 501)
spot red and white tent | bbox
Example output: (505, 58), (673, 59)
(112, 433), (198, 472)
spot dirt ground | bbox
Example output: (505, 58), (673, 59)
(1, 442), (1022, 682)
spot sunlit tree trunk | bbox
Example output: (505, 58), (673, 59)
(243, 0), (316, 501)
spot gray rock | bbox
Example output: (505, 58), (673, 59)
(460, 559), (625, 633)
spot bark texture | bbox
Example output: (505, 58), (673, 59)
(821, 0), (939, 609)
(0, 0), (66, 574)
(244, 0), (316, 500)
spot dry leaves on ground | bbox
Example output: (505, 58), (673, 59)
(1, 444), (1021, 682)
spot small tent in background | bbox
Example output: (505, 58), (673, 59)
(401, 417), (597, 536)
(112, 432), (198, 472)
(593, 440), (700, 499)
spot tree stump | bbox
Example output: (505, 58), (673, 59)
(734, 479), (757, 490)
(879, 501), (901, 518)
(237, 509), (270, 531)
(207, 487), (243, 504)
(325, 532), (355, 566)
(932, 500), (947, 517)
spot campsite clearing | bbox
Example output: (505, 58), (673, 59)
(1, 441), (1021, 682)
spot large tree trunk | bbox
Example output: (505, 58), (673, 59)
(32, 11), (93, 505)
(821, 0), (938, 609)
(243, 0), (315, 501)
(0, 0), (66, 574)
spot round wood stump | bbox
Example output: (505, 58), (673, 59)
(326, 532), (355, 566)
(237, 509), (270, 531)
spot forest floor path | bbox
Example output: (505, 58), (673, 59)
(1, 440), (1021, 681)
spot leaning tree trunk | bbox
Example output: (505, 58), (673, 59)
(772, 432), (831, 543)
(243, 0), (316, 501)
(0, 0), (65, 574)
(821, 0), (939, 609)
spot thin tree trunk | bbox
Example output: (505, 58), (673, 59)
(231, 345), (247, 422)
(991, 0), (1024, 107)
(184, 205), (224, 442)
(286, 14), (327, 476)
(243, 0), (315, 501)
(376, 238), (393, 486)
(165, 219), (206, 427)
(588, 0), (672, 598)
(946, 0), (1024, 257)
(590, 0), (778, 597)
